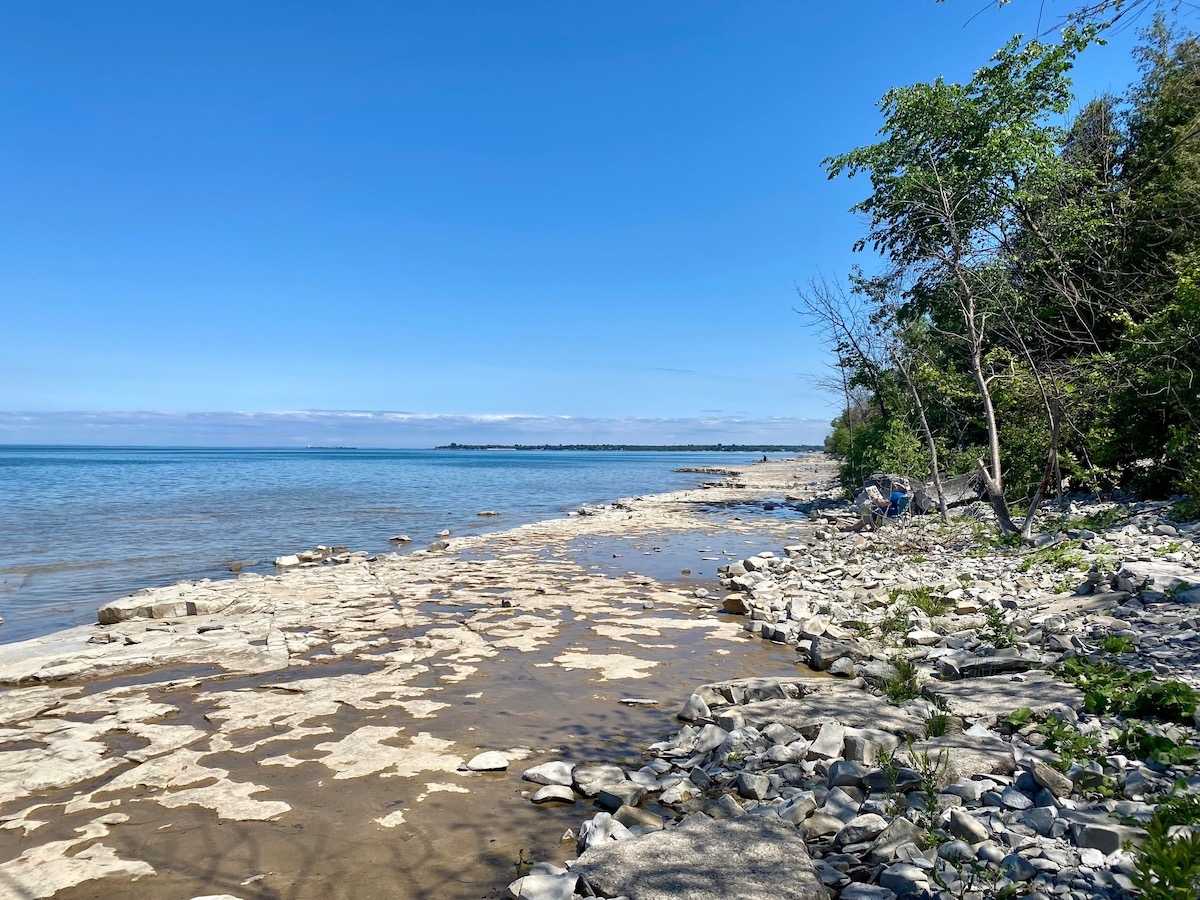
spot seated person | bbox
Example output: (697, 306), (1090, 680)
(844, 480), (911, 531)
(882, 480), (911, 521)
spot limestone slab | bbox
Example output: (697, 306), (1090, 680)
(573, 813), (829, 900)
(924, 671), (1083, 717)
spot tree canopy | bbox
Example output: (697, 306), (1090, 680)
(812, 12), (1200, 525)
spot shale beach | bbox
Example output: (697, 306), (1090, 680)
(2, 454), (1198, 900)
(8, 1), (1200, 897)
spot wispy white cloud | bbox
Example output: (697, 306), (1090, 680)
(0, 410), (830, 447)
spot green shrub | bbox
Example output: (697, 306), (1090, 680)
(1102, 634), (1136, 654)
(1154, 541), (1184, 556)
(1053, 575), (1080, 593)
(1115, 724), (1200, 766)
(877, 745), (901, 794)
(1058, 657), (1199, 723)
(1055, 507), (1127, 532)
(1170, 497), (1200, 523)
(922, 693), (952, 737)
(924, 710), (951, 738)
(1018, 541), (1086, 573)
(1133, 784), (1200, 900)
(970, 521), (1023, 551)
(847, 620), (875, 637)
(1135, 680), (1200, 723)
(1006, 706), (1033, 729)
(980, 604), (1017, 648)
(828, 409), (929, 496)
(1041, 716), (1102, 770)
(878, 604), (913, 640)
(1151, 786), (1200, 828)
(904, 740), (952, 835)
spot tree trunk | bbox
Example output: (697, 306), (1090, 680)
(1021, 401), (1062, 541)
(970, 350), (1003, 491)
(895, 353), (949, 522)
(976, 458), (1020, 535)
(967, 348), (1017, 534)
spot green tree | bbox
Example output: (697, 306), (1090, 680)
(825, 30), (1095, 533)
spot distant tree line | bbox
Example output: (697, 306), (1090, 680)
(435, 443), (822, 452)
(804, 9), (1200, 534)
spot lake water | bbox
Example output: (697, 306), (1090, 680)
(0, 446), (769, 642)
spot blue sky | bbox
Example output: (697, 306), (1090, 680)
(0, 2), (1148, 446)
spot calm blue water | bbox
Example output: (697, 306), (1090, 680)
(0, 446), (769, 642)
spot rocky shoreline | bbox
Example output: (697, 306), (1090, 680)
(2, 456), (1197, 899)
(508, 482), (1200, 899)
(0, 456), (829, 899)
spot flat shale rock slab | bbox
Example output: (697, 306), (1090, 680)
(903, 733), (1016, 785)
(721, 682), (923, 738)
(694, 676), (810, 706)
(1031, 591), (1129, 622)
(572, 813), (829, 900)
(925, 671), (1083, 717)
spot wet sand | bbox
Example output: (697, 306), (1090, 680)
(0, 456), (837, 900)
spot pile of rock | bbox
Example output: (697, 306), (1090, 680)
(658, 677), (1153, 899)
(715, 501), (1199, 697)
(509, 497), (1200, 899)
(274, 545), (372, 568)
(513, 669), (1188, 899)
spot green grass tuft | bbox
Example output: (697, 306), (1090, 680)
(1054, 507), (1127, 533)
(1018, 540), (1087, 573)
(1101, 634), (1135, 654)
(888, 585), (951, 617)
(1115, 724), (1200, 766)
(980, 604), (1017, 648)
(883, 655), (922, 704)
(1041, 715), (1102, 770)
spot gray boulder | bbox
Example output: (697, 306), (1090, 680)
(948, 808), (988, 844)
(576, 812), (634, 853)
(531, 785), (576, 804)
(835, 813), (889, 847)
(572, 814), (828, 900)
(736, 772), (771, 801)
(878, 862), (928, 896)
(574, 763), (627, 797)
(522, 761), (574, 786)
(678, 693), (711, 722)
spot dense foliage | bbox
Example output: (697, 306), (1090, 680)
(814, 15), (1200, 522)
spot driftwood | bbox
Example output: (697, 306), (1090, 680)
(863, 471), (982, 515)
(913, 471), (982, 514)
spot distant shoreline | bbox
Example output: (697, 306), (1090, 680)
(434, 443), (822, 452)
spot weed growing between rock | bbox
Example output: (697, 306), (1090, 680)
(1040, 716), (1103, 771)
(1132, 784), (1200, 900)
(884, 654), (922, 704)
(1018, 541), (1087, 574)
(889, 585), (951, 617)
(1114, 724), (1200, 767)
(1058, 657), (1199, 723)
(980, 603), (1017, 648)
